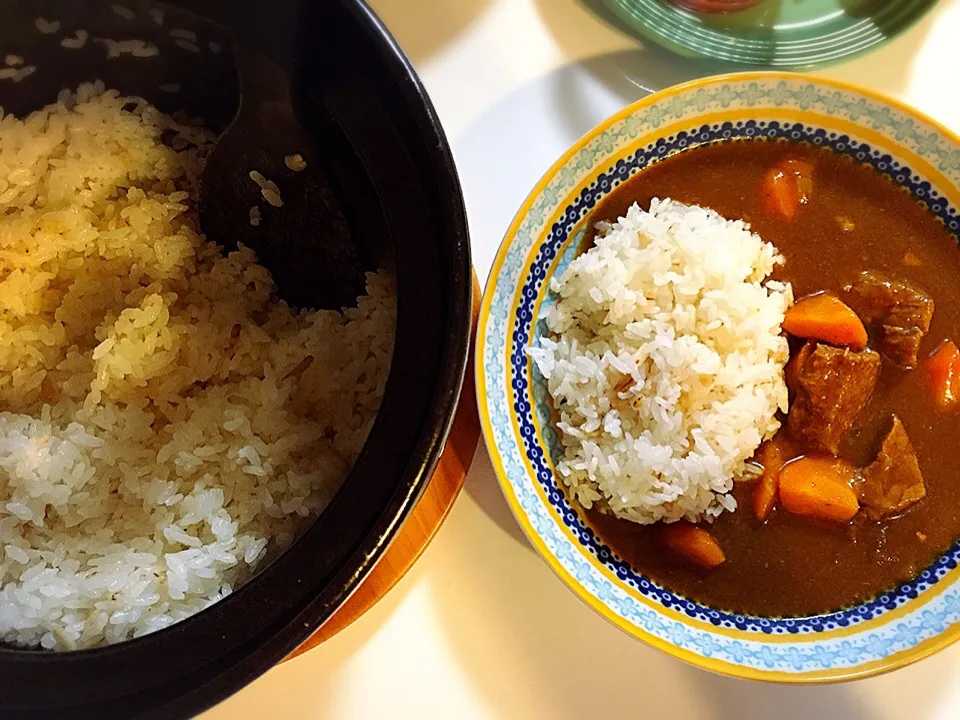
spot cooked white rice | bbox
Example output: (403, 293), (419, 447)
(285, 154), (307, 172)
(0, 66), (35, 83)
(111, 5), (136, 20)
(174, 39), (201, 54)
(529, 199), (792, 524)
(35, 18), (60, 34)
(0, 85), (394, 650)
(250, 170), (283, 208)
(8, 66), (35, 84)
(94, 38), (159, 59)
(61, 30), (89, 50)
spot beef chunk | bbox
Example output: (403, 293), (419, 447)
(846, 271), (934, 368)
(787, 342), (881, 454)
(858, 416), (925, 520)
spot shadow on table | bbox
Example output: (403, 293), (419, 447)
(465, 447), (531, 547)
(545, 45), (727, 140)
(368, 0), (492, 64)
(200, 556), (426, 719)
(696, 654), (953, 720)
(535, 0), (766, 69)
(694, 675), (870, 720)
(428, 484), (703, 717)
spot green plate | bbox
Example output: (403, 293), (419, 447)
(604, 0), (939, 69)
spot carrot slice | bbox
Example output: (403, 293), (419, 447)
(782, 293), (868, 349)
(662, 523), (725, 569)
(778, 457), (860, 523)
(924, 340), (960, 409)
(762, 167), (797, 220)
(761, 159), (813, 221)
(753, 434), (797, 522)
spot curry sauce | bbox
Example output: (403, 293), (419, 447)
(586, 140), (960, 617)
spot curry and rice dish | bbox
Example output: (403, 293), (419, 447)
(0, 85), (394, 649)
(530, 139), (960, 617)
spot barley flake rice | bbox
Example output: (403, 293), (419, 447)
(529, 199), (792, 525)
(0, 85), (395, 650)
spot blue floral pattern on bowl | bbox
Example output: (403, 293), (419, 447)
(477, 74), (960, 681)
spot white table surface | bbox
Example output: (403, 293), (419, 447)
(201, 1), (960, 717)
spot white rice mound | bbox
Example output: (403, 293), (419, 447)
(529, 199), (792, 525)
(0, 84), (394, 650)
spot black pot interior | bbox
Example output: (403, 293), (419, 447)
(0, 0), (471, 717)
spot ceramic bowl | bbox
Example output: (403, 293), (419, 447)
(476, 72), (960, 682)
